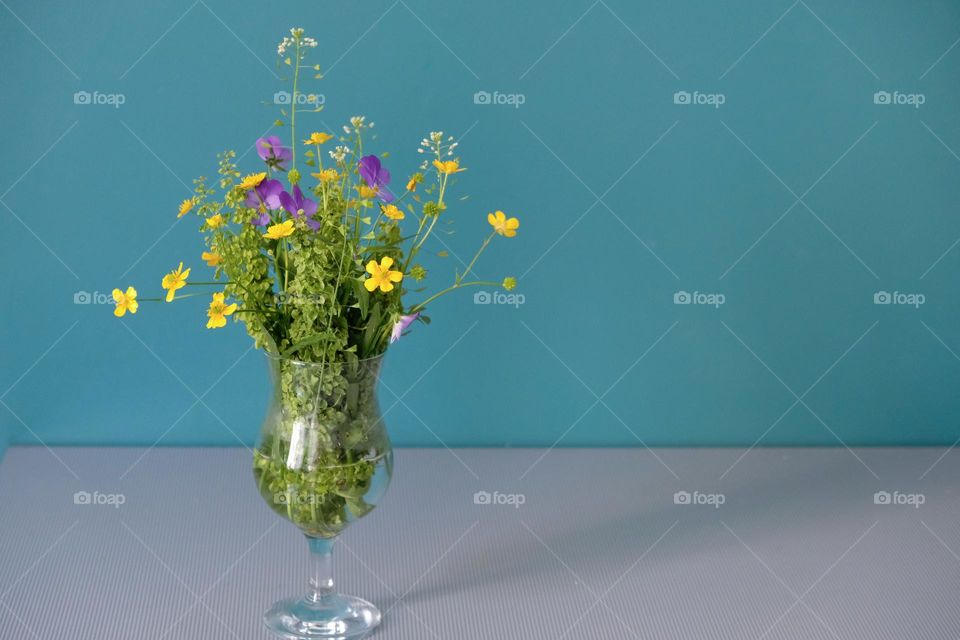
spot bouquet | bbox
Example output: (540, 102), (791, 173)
(110, 27), (521, 541)
(111, 26), (519, 362)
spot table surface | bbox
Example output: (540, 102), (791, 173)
(0, 446), (958, 639)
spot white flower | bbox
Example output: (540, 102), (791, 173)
(430, 131), (443, 143)
(330, 146), (350, 162)
(277, 36), (295, 55)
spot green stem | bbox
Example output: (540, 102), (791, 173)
(409, 280), (501, 314)
(457, 232), (495, 285)
(290, 39), (301, 172)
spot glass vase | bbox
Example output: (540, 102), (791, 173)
(253, 353), (393, 639)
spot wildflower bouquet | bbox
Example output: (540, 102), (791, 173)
(112, 28), (519, 542)
(116, 28), (517, 361)
(126, 124), (517, 355)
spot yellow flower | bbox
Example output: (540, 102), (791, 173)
(358, 185), (378, 199)
(363, 256), (403, 293)
(238, 172), (267, 190)
(263, 220), (295, 240)
(304, 132), (334, 145)
(178, 198), (195, 218)
(313, 169), (339, 183)
(488, 210), (519, 238)
(161, 262), (191, 302)
(206, 214), (226, 229)
(206, 292), (237, 329)
(406, 178), (417, 192)
(382, 204), (404, 221)
(202, 251), (222, 267)
(502, 277), (517, 291)
(433, 159), (464, 175)
(112, 287), (138, 317)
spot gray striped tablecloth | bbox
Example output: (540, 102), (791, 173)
(0, 446), (958, 639)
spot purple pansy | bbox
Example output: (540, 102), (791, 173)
(358, 155), (395, 203)
(245, 179), (284, 226)
(279, 185), (320, 231)
(390, 312), (420, 343)
(256, 136), (292, 171)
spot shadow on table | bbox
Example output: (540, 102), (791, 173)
(387, 450), (877, 607)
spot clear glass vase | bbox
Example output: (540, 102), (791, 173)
(253, 353), (393, 639)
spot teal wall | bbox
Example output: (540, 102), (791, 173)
(2, 0), (960, 450)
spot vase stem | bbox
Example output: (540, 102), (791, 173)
(307, 536), (336, 603)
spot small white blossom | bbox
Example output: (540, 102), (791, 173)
(430, 131), (443, 143)
(342, 125), (351, 134)
(330, 146), (350, 162)
(277, 36), (295, 55)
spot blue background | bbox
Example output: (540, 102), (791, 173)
(2, 0), (960, 453)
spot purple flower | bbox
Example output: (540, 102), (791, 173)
(280, 185), (320, 231)
(245, 179), (284, 226)
(358, 155), (395, 203)
(390, 312), (420, 343)
(256, 136), (292, 171)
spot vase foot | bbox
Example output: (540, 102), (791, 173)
(263, 593), (382, 639)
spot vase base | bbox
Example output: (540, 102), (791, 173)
(263, 593), (382, 639)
